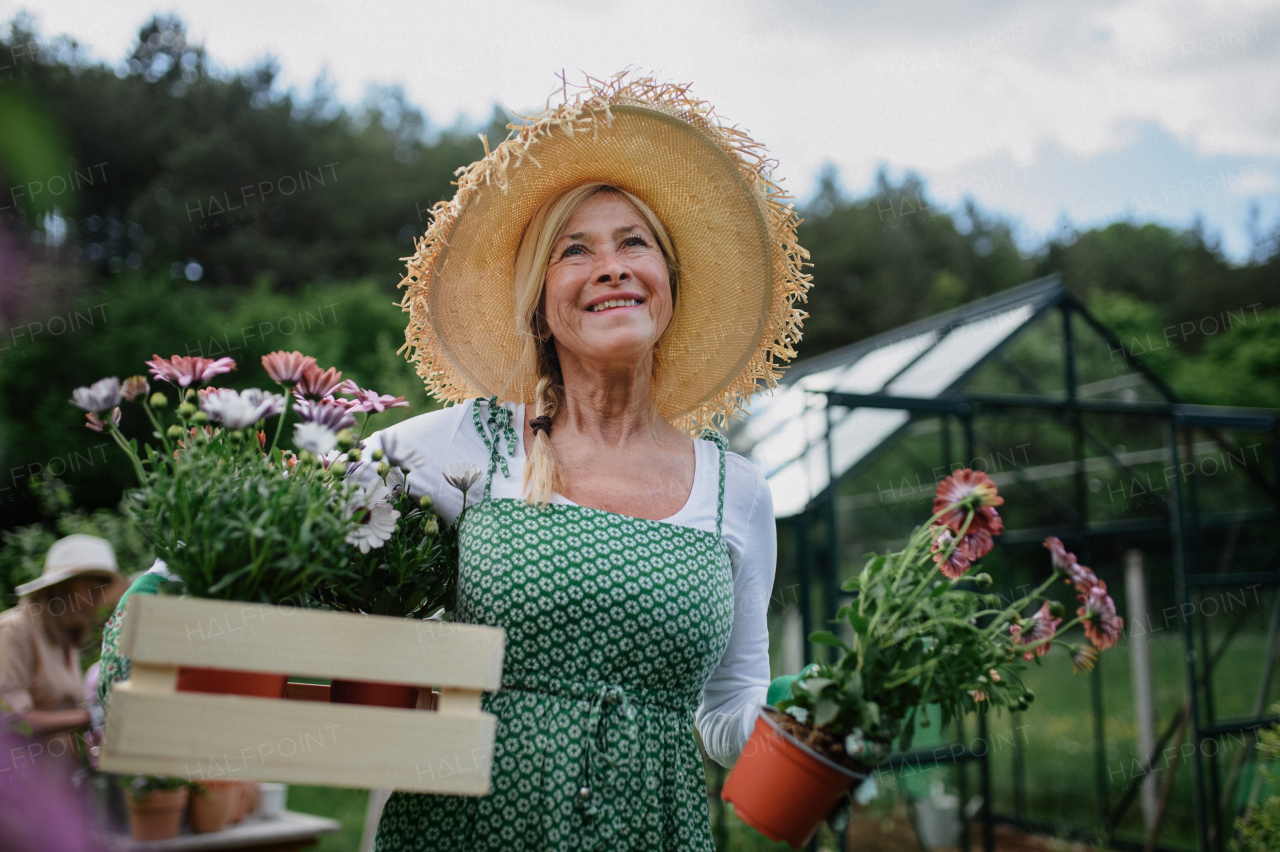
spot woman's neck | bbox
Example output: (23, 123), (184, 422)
(553, 347), (663, 446)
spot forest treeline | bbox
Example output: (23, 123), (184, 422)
(0, 15), (1277, 534)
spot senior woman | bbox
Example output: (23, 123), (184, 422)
(364, 75), (811, 852)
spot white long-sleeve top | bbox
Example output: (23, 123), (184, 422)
(353, 399), (775, 767)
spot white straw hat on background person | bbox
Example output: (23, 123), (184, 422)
(15, 534), (121, 597)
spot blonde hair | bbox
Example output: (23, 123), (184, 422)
(509, 183), (680, 506)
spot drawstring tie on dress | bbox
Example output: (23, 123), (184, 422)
(578, 683), (640, 818)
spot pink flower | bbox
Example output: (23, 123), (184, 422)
(351, 389), (409, 413)
(1010, 601), (1061, 661)
(294, 365), (344, 399)
(261, 351), (317, 385)
(85, 408), (121, 432)
(334, 379), (361, 396)
(1043, 536), (1098, 592)
(934, 469), (1004, 539)
(1079, 581), (1124, 651)
(294, 398), (357, 431)
(146, 354), (236, 387)
(931, 524), (996, 580)
(931, 528), (971, 580)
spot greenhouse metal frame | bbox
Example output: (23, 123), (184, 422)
(718, 275), (1280, 852)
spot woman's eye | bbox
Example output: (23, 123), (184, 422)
(624, 236), (649, 248)
(561, 244), (586, 258)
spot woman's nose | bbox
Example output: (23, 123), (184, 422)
(594, 251), (629, 283)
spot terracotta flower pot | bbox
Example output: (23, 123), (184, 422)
(177, 666), (288, 698)
(126, 786), (190, 841)
(330, 678), (420, 708)
(240, 780), (260, 818)
(228, 781), (250, 823)
(189, 781), (236, 833)
(721, 708), (868, 849)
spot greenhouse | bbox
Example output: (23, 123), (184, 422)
(723, 275), (1280, 851)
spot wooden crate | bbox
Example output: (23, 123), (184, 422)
(100, 595), (505, 795)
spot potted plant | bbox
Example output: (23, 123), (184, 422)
(188, 780), (237, 833)
(721, 469), (1124, 848)
(121, 776), (191, 841)
(310, 451), (477, 707)
(72, 352), (414, 697)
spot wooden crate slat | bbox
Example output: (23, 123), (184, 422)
(102, 684), (494, 795)
(122, 595), (505, 690)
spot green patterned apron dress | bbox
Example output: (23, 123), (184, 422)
(375, 402), (736, 851)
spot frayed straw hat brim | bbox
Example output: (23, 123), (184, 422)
(399, 74), (811, 433)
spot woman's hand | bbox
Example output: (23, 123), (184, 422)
(18, 707), (92, 736)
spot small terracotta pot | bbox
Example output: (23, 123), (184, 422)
(721, 708), (867, 849)
(189, 781), (236, 833)
(330, 678), (419, 708)
(126, 786), (190, 841)
(177, 666), (288, 698)
(239, 780), (260, 819)
(223, 780), (247, 824)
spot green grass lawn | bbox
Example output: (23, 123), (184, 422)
(287, 786), (368, 851)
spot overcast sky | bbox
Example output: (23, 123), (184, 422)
(10, 0), (1280, 260)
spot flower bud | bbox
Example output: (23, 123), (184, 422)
(1023, 689), (1035, 703)
(424, 517), (439, 536)
(149, 392), (168, 408)
(377, 461), (390, 477)
(1048, 601), (1065, 619)
(329, 461), (347, 477)
(372, 448), (385, 462)
(184, 389), (196, 402)
(918, 716), (930, 728)
(973, 572), (993, 589)
(347, 446), (361, 461)
(419, 494), (433, 509)
(337, 428), (355, 449)
(177, 402), (197, 417)
(166, 425), (184, 439)
(191, 411), (209, 424)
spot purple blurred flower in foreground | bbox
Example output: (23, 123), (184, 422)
(0, 725), (107, 852)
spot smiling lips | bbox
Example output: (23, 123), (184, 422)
(586, 298), (644, 312)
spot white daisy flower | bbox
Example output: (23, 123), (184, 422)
(201, 388), (286, 430)
(294, 421), (338, 456)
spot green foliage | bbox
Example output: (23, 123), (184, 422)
(1233, 703), (1280, 852)
(118, 774), (194, 795)
(114, 385), (360, 604)
(1170, 307), (1280, 409)
(309, 472), (462, 619)
(0, 474), (150, 609)
(797, 171), (1034, 355)
(0, 17), (500, 288)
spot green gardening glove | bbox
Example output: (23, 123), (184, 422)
(766, 663), (818, 707)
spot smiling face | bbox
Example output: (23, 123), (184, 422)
(541, 191), (674, 369)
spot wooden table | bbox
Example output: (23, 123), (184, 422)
(107, 810), (341, 852)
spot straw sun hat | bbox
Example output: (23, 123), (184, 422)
(16, 534), (121, 597)
(399, 72), (812, 432)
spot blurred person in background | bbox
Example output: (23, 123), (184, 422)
(0, 534), (124, 781)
